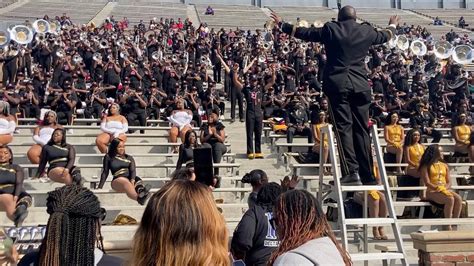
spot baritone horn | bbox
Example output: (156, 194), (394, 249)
(32, 19), (50, 34)
(410, 39), (427, 56)
(9, 25), (34, 44)
(433, 40), (453, 59)
(452, 45), (473, 65)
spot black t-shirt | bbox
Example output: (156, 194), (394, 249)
(18, 250), (124, 266)
(56, 92), (78, 112)
(231, 205), (279, 266)
(242, 86), (263, 115)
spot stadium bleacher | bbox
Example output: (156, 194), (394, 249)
(196, 4), (268, 31)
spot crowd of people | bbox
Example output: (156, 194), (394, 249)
(0, 3), (472, 265)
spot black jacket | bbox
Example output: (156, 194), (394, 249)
(282, 20), (395, 94)
(231, 205), (279, 266)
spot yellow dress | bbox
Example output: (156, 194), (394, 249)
(314, 123), (328, 147)
(455, 125), (471, 145)
(385, 124), (403, 148)
(428, 162), (451, 196)
(407, 143), (425, 169)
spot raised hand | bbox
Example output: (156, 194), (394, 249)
(389, 15), (401, 26)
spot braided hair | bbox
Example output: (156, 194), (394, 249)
(39, 185), (105, 266)
(268, 190), (351, 265)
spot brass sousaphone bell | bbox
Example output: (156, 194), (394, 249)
(32, 19), (50, 34)
(9, 25), (34, 45)
(0, 30), (10, 48)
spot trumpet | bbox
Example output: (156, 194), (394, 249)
(171, 54), (178, 62)
(99, 39), (109, 49)
(300, 43), (308, 50)
(282, 45), (290, 54)
(56, 48), (65, 58)
(119, 51), (129, 60)
(32, 19), (50, 34)
(93, 52), (102, 62)
(73, 54), (83, 64)
(151, 51), (160, 60)
(283, 39), (290, 46)
(35, 33), (46, 43)
(115, 39), (125, 47)
(263, 41), (273, 51)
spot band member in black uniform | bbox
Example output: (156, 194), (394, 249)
(51, 81), (78, 127)
(0, 145), (32, 227)
(271, 7), (399, 184)
(98, 138), (151, 205)
(217, 54), (244, 123)
(120, 87), (148, 134)
(1, 46), (19, 85)
(233, 66), (275, 159)
(35, 128), (82, 185)
(19, 80), (40, 119)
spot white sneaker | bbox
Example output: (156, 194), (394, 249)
(220, 115), (225, 120)
(67, 128), (74, 134)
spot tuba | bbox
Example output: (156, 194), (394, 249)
(48, 21), (60, 35)
(9, 25), (34, 44)
(452, 45), (473, 65)
(0, 30), (10, 48)
(32, 19), (50, 34)
(410, 39), (427, 56)
(433, 40), (453, 59)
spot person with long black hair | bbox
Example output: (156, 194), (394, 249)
(419, 145), (462, 230)
(18, 185), (123, 265)
(0, 145), (32, 227)
(99, 138), (151, 205)
(200, 110), (227, 175)
(176, 130), (201, 170)
(35, 128), (82, 185)
(231, 183), (283, 265)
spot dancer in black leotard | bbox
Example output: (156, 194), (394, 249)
(35, 128), (83, 185)
(0, 145), (32, 226)
(99, 138), (150, 205)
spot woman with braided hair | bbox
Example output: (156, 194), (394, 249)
(268, 189), (351, 265)
(18, 185), (123, 265)
(99, 138), (151, 205)
(0, 145), (32, 227)
(419, 145), (462, 230)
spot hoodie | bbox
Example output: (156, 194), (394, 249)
(273, 237), (344, 266)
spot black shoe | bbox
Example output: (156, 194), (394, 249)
(137, 190), (151, 206)
(72, 169), (84, 186)
(14, 205), (28, 227)
(230, 118), (235, 123)
(137, 184), (151, 198)
(340, 173), (363, 185)
(239, 118), (244, 122)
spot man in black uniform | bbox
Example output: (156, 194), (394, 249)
(271, 7), (399, 185)
(233, 68), (275, 159)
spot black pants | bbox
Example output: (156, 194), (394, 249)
(210, 142), (227, 175)
(127, 111), (147, 134)
(147, 107), (161, 120)
(327, 89), (375, 184)
(423, 128), (442, 143)
(2, 64), (17, 85)
(22, 104), (40, 119)
(84, 105), (104, 120)
(230, 87), (243, 120)
(213, 62), (222, 83)
(57, 110), (73, 125)
(245, 112), (263, 154)
(287, 126), (313, 152)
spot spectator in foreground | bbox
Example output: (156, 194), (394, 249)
(268, 190), (351, 265)
(131, 180), (230, 265)
(18, 185), (123, 266)
(231, 183), (283, 265)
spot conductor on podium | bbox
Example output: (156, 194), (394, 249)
(271, 6), (400, 185)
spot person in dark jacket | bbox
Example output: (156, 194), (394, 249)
(286, 100), (313, 152)
(231, 182), (283, 266)
(271, 6), (399, 185)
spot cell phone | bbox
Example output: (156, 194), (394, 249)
(193, 147), (214, 186)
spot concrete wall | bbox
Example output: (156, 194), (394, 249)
(261, 0), (324, 7)
(187, 0), (252, 5)
(328, 0), (392, 8)
(400, 0), (442, 9)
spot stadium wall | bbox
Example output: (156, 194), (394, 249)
(187, 0), (474, 8)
